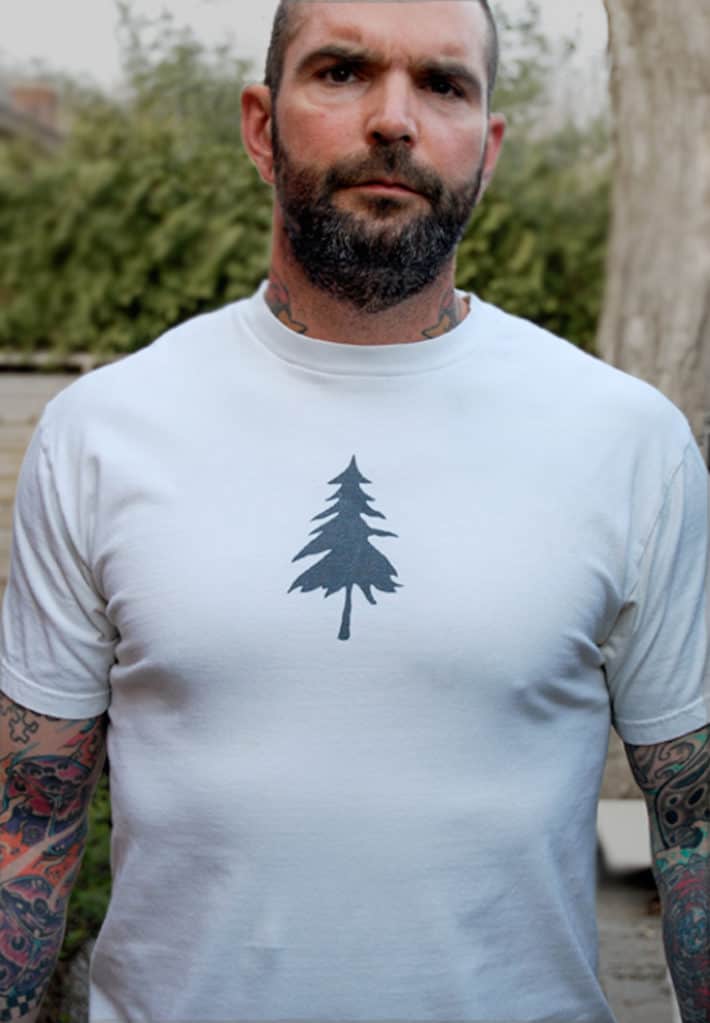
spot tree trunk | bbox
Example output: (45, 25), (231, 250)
(598, 0), (710, 452)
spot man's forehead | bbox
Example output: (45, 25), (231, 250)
(285, 1), (488, 67)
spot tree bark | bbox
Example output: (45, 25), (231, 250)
(598, 0), (710, 452)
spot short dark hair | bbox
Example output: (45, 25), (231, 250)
(264, 0), (500, 107)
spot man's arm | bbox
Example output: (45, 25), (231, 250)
(0, 690), (108, 1023)
(625, 724), (710, 1023)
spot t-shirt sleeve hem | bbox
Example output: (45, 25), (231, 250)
(0, 656), (110, 719)
(614, 693), (710, 745)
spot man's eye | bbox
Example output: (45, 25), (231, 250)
(321, 65), (358, 85)
(428, 77), (462, 98)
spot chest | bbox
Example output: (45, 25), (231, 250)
(94, 413), (624, 702)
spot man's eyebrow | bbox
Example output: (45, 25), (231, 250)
(295, 44), (379, 77)
(295, 46), (483, 101)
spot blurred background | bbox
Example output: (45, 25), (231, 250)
(1, 1), (706, 1020)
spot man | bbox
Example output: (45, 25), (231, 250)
(0, 1), (708, 1021)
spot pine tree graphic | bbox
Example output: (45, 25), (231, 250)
(289, 456), (402, 641)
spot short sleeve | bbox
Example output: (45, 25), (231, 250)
(601, 437), (710, 745)
(0, 417), (116, 717)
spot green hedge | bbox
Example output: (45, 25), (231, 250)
(0, 134), (608, 358)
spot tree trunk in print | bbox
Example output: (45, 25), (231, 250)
(339, 585), (353, 642)
(598, 0), (710, 452)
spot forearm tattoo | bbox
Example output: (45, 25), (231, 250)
(626, 726), (710, 1023)
(0, 694), (107, 1021)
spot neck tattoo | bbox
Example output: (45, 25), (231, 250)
(265, 275), (468, 343)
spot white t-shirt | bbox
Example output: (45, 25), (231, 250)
(2, 284), (709, 1023)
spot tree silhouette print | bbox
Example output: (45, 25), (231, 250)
(289, 456), (402, 640)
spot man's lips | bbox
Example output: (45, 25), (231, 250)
(349, 180), (421, 196)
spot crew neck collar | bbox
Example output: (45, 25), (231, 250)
(239, 280), (482, 377)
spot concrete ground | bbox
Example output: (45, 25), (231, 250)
(0, 372), (681, 1022)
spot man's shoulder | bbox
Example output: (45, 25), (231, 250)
(42, 301), (242, 427)
(474, 298), (691, 443)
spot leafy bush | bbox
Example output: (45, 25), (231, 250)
(0, 15), (271, 357)
(462, 115), (610, 353)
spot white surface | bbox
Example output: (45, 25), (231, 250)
(597, 799), (652, 873)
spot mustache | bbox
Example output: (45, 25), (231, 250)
(322, 147), (444, 203)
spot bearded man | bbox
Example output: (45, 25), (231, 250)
(1, 2), (708, 1022)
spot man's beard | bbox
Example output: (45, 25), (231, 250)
(272, 116), (485, 314)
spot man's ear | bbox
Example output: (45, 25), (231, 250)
(477, 112), (507, 202)
(241, 84), (275, 186)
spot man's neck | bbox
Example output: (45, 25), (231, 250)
(264, 257), (469, 347)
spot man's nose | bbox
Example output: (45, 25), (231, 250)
(365, 73), (418, 146)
